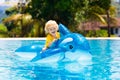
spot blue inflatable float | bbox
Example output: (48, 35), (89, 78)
(15, 24), (91, 63)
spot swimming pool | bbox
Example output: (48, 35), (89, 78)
(0, 38), (120, 80)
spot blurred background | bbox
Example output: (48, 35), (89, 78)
(0, 0), (120, 37)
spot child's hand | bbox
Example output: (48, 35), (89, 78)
(42, 47), (47, 51)
(53, 39), (57, 42)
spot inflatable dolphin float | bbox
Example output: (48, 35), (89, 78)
(15, 24), (91, 63)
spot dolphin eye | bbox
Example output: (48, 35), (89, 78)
(69, 45), (73, 49)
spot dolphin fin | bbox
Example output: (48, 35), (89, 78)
(15, 45), (42, 52)
(59, 23), (70, 36)
(30, 51), (42, 62)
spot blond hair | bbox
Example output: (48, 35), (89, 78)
(45, 20), (58, 34)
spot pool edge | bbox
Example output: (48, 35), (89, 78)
(0, 37), (120, 40)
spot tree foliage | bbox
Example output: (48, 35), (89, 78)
(2, 0), (116, 37)
(27, 0), (76, 26)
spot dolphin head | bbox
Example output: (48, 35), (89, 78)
(58, 23), (90, 52)
(56, 33), (92, 63)
(58, 33), (90, 52)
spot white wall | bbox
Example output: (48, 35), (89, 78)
(113, 28), (120, 36)
(118, 28), (120, 36)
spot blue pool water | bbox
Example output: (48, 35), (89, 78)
(0, 39), (120, 80)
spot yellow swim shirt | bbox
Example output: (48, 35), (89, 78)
(45, 32), (60, 48)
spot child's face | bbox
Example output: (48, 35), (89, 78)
(48, 26), (57, 35)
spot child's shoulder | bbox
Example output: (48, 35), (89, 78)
(46, 33), (51, 37)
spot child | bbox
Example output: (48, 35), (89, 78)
(42, 20), (60, 51)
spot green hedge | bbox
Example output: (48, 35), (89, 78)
(79, 30), (108, 37)
(0, 24), (8, 32)
(86, 30), (108, 37)
(0, 24), (8, 37)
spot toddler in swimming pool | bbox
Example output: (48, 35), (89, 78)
(42, 20), (60, 51)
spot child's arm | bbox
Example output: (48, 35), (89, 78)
(42, 39), (57, 51)
(42, 34), (52, 51)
